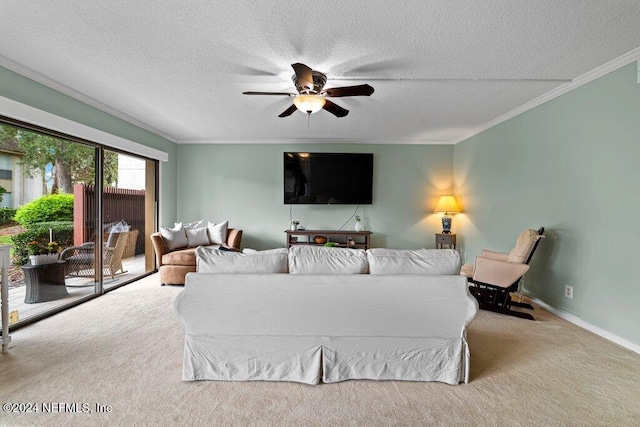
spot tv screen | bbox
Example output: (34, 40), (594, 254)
(284, 152), (373, 204)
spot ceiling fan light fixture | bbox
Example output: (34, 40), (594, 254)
(243, 63), (370, 118)
(293, 94), (326, 114)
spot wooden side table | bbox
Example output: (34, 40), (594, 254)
(435, 233), (456, 249)
(22, 261), (68, 304)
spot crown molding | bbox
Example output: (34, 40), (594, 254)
(453, 46), (640, 144)
(178, 137), (454, 145)
(0, 55), (179, 143)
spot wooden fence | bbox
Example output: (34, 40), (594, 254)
(73, 184), (145, 254)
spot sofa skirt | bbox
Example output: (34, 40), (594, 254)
(183, 334), (468, 385)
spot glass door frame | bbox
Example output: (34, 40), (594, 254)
(0, 115), (159, 331)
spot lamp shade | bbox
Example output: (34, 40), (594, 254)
(293, 94), (326, 114)
(434, 195), (461, 214)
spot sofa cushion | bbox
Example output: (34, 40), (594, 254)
(162, 245), (221, 266)
(160, 225), (188, 251)
(207, 220), (229, 245)
(289, 245), (368, 274)
(196, 247), (288, 273)
(162, 247), (198, 266)
(186, 227), (210, 247)
(459, 263), (474, 278)
(507, 229), (540, 263)
(367, 248), (461, 275)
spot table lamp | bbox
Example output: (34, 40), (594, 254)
(434, 195), (461, 234)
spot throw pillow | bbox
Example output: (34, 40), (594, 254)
(104, 220), (130, 233)
(106, 221), (130, 247)
(160, 225), (188, 251)
(186, 227), (210, 248)
(207, 220), (229, 245)
(176, 220), (204, 229)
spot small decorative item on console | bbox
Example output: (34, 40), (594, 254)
(313, 236), (327, 244)
(354, 215), (363, 231)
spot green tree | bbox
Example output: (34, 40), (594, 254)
(0, 124), (118, 193)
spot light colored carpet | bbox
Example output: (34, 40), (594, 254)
(1, 273), (640, 426)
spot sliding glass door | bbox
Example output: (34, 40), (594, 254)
(102, 150), (156, 291)
(0, 119), (157, 330)
(0, 122), (99, 325)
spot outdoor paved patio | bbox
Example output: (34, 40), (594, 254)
(6, 254), (147, 325)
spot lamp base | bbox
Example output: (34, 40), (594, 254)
(441, 215), (452, 234)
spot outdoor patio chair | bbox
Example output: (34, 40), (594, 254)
(61, 231), (129, 280)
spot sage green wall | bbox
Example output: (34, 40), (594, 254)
(176, 143), (453, 250)
(0, 66), (178, 225)
(454, 63), (640, 345)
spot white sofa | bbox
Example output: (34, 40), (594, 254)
(174, 246), (478, 385)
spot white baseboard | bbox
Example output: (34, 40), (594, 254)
(530, 297), (640, 355)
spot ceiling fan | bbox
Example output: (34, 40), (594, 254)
(243, 63), (374, 118)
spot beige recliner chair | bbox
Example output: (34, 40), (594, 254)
(460, 227), (544, 320)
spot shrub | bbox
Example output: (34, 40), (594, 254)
(10, 221), (74, 266)
(0, 207), (17, 225)
(14, 194), (74, 226)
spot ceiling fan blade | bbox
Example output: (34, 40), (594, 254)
(324, 84), (374, 97)
(278, 104), (298, 118)
(291, 63), (314, 90)
(243, 91), (294, 96)
(323, 100), (349, 118)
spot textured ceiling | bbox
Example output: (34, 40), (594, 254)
(1, 0), (640, 144)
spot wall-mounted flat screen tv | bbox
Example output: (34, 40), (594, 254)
(284, 152), (373, 204)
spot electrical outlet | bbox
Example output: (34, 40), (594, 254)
(564, 285), (574, 299)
